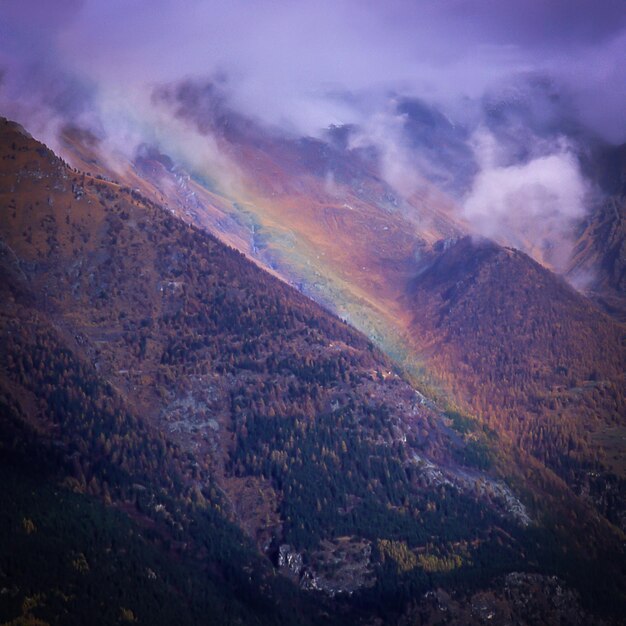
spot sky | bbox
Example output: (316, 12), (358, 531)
(1, 0), (624, 270)
(2, 0), (625, 139)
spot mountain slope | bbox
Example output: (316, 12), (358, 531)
(0, 399), (304, 626)
(571, 195), (626, 320)
(407, 236), (626, 526)
(55, 82), (470, 377)
(1, 118), (625, 624)
(568, 142), (626, 321)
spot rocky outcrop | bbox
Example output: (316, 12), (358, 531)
(277, 538), (375, 597)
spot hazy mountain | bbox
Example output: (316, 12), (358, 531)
(568, 143), (626, 320)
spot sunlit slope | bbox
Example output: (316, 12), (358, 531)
(406, 237), (626, 526)
(50, 95), (626, 506)
(55, 95), (472, 382)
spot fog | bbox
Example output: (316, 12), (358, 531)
(3, 0), (624, 135)
(1, 0), (624, 268)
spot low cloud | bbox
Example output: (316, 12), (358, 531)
(348, 109), (425, 198)
(462, 128), (589, 270)
(0, 0), (622, 275)
(2, 0), (625, 141)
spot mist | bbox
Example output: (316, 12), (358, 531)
(1, 0), (624, 268)
(3, 0), (625, 135)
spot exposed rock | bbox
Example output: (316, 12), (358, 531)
(277, 544), (303, 577)
(277, 538), (375, 597)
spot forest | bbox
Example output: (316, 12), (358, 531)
(1, 117), (625, 624)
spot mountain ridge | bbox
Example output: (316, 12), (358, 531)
(1, 117), (625, 624)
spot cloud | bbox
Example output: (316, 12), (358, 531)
(462, 128), (589, 270)
(1, 0), (624, 140)
(0, 0), (622, 276)
(348, 109), (424, 197)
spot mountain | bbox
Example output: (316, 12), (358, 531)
(406, 237), (625, 521)
(56, 80), (471, 374)
(2, 118), (625, 624)
(145, 83), (626, 525)
(570, 193), (626, 320)
(569, 142), (626, 321)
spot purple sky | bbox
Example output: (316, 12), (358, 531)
(1, 0), (625, 141)
(0, 1), (623, 274)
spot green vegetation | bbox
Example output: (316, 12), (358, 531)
(445, 410), (476, 435)
(0, 340), (335, 626)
